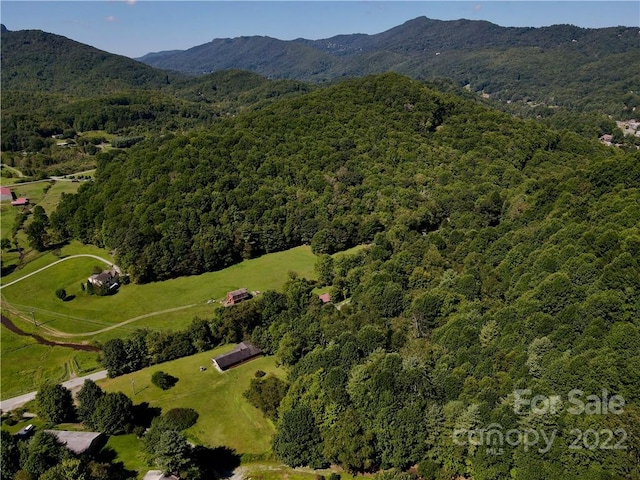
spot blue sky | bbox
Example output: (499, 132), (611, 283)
(1, 1), (639, 58)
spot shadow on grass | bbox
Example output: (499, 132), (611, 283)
(194, 445), (241, 478)
(1, 264), (17, 277)
(63, 295), (76, 302)
(132, 401), (162, 428)
(94, 446), (138, 480)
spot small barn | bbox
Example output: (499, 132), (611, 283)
(44, 430), (105, 455)
(212, 342), (262, 372)
(224, 288), (252, 306)
(10, 197), (29, 207)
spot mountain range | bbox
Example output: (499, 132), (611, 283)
(137, 16), (640, 115)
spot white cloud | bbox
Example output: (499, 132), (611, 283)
(105, 15), (117, 23)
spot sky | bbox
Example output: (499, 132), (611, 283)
(1, 1), (639, 58)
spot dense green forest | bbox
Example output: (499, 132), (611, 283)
(49, 73), (640, 478)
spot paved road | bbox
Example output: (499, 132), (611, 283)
(0, 370), (108, 412)
(0, 254), (118, 290)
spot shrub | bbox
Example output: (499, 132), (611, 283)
(164, 408), (199, 431)
(151, 371), (178, 390)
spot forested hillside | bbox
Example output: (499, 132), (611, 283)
(49, 72), (640, 479)
(139, 17), (640, 117)
(0, 26), (312, 175)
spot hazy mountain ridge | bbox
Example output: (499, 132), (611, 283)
(137, 16), (640, 116)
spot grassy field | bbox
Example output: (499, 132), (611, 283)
(99, 347), (282, 457)
(0, 328), (100, 399)
(1, 243), (317, 398)
(0, 179), (83, 270)
(2, 244), (317, 341)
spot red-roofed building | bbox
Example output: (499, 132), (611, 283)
(0, 187), (14, 202)
(223, 288), (252, 306)
(319, 293), (331, 304)
(11, 197), (29, 207)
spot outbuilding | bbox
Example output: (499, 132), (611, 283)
(212, 342), (262, 372)
(223, 288), (252, 306)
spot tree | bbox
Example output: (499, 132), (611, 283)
(153, 430), (193, 475)
(0, 237), (11, 250)
(315, 254), (335, 286)
(40, 458), (90, 480)
(25, 217), (48, 251)
(0, 430), (20, 480)
(55, 288), (67, 300)
(152, 371), (178, 390)
(91, 392), (134, 434)
(243, 375), (289, 420)
(273, 404), (326, 468)
(102, 338), (128, 377)
(35, 383), (75, 424)
(22, 431), (69, 480)
(76, 379), (105, 427)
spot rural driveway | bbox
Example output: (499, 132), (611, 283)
(0, 254), (119, 290)
(0, 369), (108, 412)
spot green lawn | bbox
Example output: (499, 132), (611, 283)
(99, 347), (282, 456)
(102, 434), (147, 479)
(2, 245), (317, 341)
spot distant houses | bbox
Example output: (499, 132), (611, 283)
(223, 288), (252, 306)
(212, 342), (262, 372)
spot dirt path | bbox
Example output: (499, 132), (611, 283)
(0, 254), (118, 290)
(41, 303), (199, 338)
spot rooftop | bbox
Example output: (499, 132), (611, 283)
(44, 430), (104, 455)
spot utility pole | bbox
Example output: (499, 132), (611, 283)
(131, 378), (135, 396)
(30, 309), (37, 327)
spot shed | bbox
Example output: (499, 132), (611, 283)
(319, 293), (331, 304)
(224, 288), (252, 306)
(44, 430), (105, 455)
(212, 342), (262, 372)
